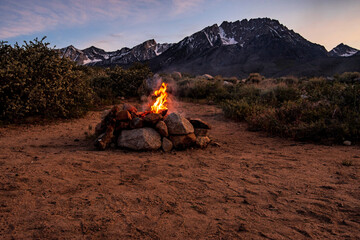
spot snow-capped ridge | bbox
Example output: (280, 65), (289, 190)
(59, 39), (174, 65)
(329, 43), (359, 57)
(218, 26), (238, 45)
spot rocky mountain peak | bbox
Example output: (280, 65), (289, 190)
(329, 43), (359, 57)
(58, 17), (360, 77)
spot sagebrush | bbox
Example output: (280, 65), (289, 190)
(0, 38), (93, 122)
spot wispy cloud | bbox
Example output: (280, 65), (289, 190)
(0, 0), (167, 39)
(81, 31), (148, 50)
(172, 0), (205, 15)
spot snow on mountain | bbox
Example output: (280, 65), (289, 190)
(60, 40), (174, 65)
(219, 26), (238, 45)
(59, 18), (360, 77)
(148, 18), (332, 77)
(329, 43), (359, 57)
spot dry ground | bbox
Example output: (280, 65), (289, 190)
(0, 101), (359, 239)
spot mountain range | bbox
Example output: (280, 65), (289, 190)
(60, 18), (360, 77)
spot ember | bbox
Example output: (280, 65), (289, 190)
(94, 83), (212, 151)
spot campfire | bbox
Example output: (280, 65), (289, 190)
(94, 82), (212, 151)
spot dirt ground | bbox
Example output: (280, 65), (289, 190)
(0, 101), (359, 239)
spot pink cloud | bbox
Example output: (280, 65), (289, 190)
(172, 0), (204, 15)
(0, 0), (165, 39)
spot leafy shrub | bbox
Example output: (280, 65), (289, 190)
(0, 38), (93, 122)
(90, 76), (116, 104)
(221, 100), (252, 120)
(177, 79), (228, 100)
(176, 72), (360, 144)
(336, 72), (360, 82)
(90, 63), (152, 102)
(108, 64), (152, 97)
(246, 73), (264, 83)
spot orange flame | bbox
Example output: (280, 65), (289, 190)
(151, 82), (168, 114)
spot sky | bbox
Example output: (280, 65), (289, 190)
(1, 0), (360, 51)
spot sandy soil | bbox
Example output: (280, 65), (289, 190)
(0, 101), (359, 239)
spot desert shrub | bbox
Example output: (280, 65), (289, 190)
(302, 77), (340, 102)
(246, 99), (359, 142)
(215, 75), (360, 143)
(90, 76), (117, 104)
(232, 85), (261, 102)
(277, 76), (299, 85)
(246, 107), (281, 134)
(336, 72), (360, 82)
(107, 63), (152, 97)
(0, 38), (93, 122)
(180, 72), (196, 78)
(273, 86), (301, 103)
(90, 63), (152, 101)
(173, 69), (360, 143)
(247, 73), (264, 83)
(170, 72), (182, 81)
(221, 99), (252, 120)
(177, 78), (228, 100)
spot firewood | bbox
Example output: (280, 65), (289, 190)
(94, 125), (115, 150)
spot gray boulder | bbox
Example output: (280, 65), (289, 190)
(164, 113), (194, 135)
(118, 128), (161, 150)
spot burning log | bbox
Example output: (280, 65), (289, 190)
(130, 117), (144, 129)
(160, 109), (168, 117)
(94, 125), (115, 150)
(143, 113), (163, 126)
(123, 103), (137, 113)
(116, 110), (132, 121)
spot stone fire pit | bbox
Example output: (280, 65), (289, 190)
(94, 103), (211, 151)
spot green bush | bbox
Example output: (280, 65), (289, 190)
(176, 72), (360, 144)
(336, 72), (360, 82)
(90, 76), (116, 104)
(246, 73), (264, 83)
(90, 63), (152, 101)
(177, 79), (228, 100)
(0, 38), (93, 123)
(221, 99), (252, 120)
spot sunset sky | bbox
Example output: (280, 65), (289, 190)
(1, 0), (359, 51)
